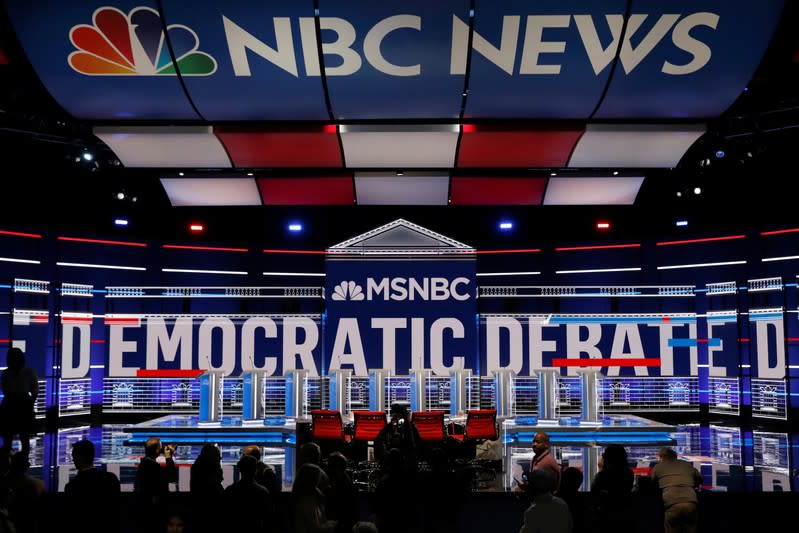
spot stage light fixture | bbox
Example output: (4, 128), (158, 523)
(596, 221), (610, 230)
(715, 150), (725, 158)
(114, 218), (128, 226)
(116, 192), (125, 200)
(676, 219), (688, 227)
(499, 221), (513, 230)
(82, 151), (93, 161)
(693, 187), (702, 195)
(676, 191), (683, 197)
(288, 223), (303, 232)
(189, 223), (204, 233)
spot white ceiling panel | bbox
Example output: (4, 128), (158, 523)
(94, 126), (231, 168)
(568, 124), (705, 168)
(355, 172), (450, 205)
(160, 178), (261, 206)
(340, 125), (459, 168)
(544, 176), (645, 205)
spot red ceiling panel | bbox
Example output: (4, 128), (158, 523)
(216, 126), (343, 168)
(450, 177), (547, 205)
(457, 126), (584, 167)
(257, 176), (354, 205)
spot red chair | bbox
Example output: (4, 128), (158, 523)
(411, 410), (447, 442)
(449, 409), (498, 442)
(352, 410), (388, 442)
(310, 409), (350, 443)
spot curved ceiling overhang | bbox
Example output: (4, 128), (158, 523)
(5, 0), (785, 121)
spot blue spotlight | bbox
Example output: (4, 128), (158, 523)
(499, 221), (513, 231)
(288, 223), (303, 232)
(114, 218), (129, 226)
(715, 150), (725, 158)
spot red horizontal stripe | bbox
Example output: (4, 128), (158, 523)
(58, 236), (147, 247)
(476, 248), (541, 254)
(0, 339), (9, 343)
(738, 338), (750, 342)
(136, 369), (206, 378)
(163, 244), (249, 253)
(555, 243), (640, 251)
(760, 227), (799, 236)
(785, 337), (799, 342)
(552, 358), (661, 367)
(90, 339), (106, 344)
(0, 229), (42, 239)
(656, 235), (746, 246)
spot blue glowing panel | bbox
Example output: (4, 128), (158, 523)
(320, 0), (470, 119)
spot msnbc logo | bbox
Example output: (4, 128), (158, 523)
(68, 6), (216, 76)
(331, 281), (365, 301)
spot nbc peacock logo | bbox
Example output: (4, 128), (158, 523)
(331, 281), (365, 302)
(68, 6), (216, 76)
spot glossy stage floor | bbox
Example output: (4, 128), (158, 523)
(15, 413), (796, 494)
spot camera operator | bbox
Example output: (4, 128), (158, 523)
(375, 403), (420, 469)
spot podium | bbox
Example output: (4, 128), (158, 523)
(577, 368), (602, 426)
(409, 368), (432, 412)
(285, 369), (310, 419)
(198, 370), (225, 425)
(449, 368), (472, 416)
(535, 368), (560, 424)
(241, 370), (266, 425)
(328, 369), (352, 417)
(492, 369), (516, 418)
(368, 369), (392, 412)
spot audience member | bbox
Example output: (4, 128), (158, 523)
(242, 444), (282, 528)
(590, 444), (635, 533)
(299, 442), (323, 468)
(420, 447), (467, 533)
(0, 348), (38, 454)
(162, 509), (188, 533)
(5, 452), (44, 533)
(292, 462), (337, 533)
(530, 432), (561, 492)
(223, 454), (274, 533)
(189, 443), (225, 533)
(374, 403), (420, 468)
(651, 447), (702, 533)
(372, 447), (421, 533)
(555, 466), (588, 533)
(0, 477), (15, 533)
(324, 451), (359, 533)
(134, 437), (178, 533)
(63, 439), (121, 533)
(517, 469), (573, 533)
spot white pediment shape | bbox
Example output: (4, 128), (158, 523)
(327, 219), (475, 257)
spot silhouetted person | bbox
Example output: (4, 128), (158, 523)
(375, 404), (420, 469)
(421, 447), (467, 533)
(299, 442), (323, 467)
(518, 469), (572, 533)
(372, 447), (421, 533)
(162, 509), (188, 533)
(134, 437), (178, 533)
(6, 451), (44, 533)
(1, 348), (38, 454)
(324, 451), (359, 533)
(292, 462), (337, 533)
(242, 444), (282, 528)
(555, 466), (588, 533)
(223, 454), (274, 533)
(590, 444), (635, 533)
(651, 447), (702, 533)
(189, 443), (224, 533)
(63, 439), (121, 533)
